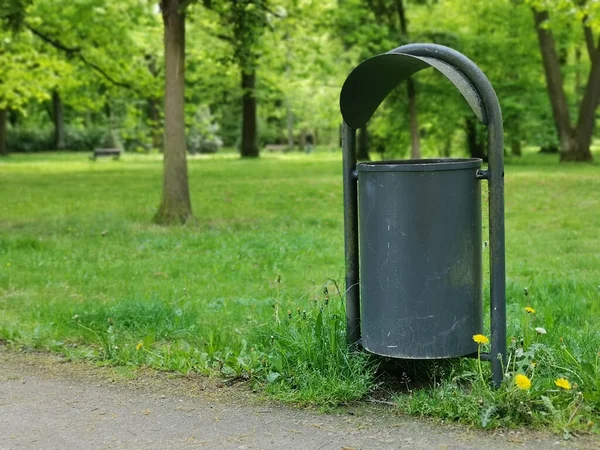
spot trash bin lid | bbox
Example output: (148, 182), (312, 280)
(357, 158), (482, 172)
(340, 51), (485, 129)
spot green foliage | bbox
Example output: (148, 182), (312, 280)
(260, 285), (376, 404)
(1, 0), (598, 157)
(5, 125), (114, 152)
(186, 105), (223, 153)
(100, 129), (121, 149)
(397, 286), (599, 433)
(0, 0), (31, 31)
(0, 29), (64, 110)
(5, 126), (53, 152)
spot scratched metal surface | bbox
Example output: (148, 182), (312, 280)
(357, 159), (483, 358)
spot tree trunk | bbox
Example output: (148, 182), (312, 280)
(153, 0), (193, 225)
(571, 35), (600, 162)
(286, 103), (293, 151)
(575, 47), (582, 101)
(241, 70), (259, 157)
(407, 79), (421, 159)
(52, 91), (65, 150)
(285, 44), (294, 152)
(0, 108), (7, 156)
(466, 118), (486, 161)
(441, 136), (451, 157)
(357, 125), (370, 161)
(533, 9), (595, 162)
(511, 139), (522, 157)
(396, 0), (421, 159)
(146, 56), (162, 150)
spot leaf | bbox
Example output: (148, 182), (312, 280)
(480, 405), (497, 428)
(541, 395), (557, 416)
(266, 372), (281, 384)
(314, 309), (323, 340)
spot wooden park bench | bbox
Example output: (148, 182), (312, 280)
(91, 148), (122, 160)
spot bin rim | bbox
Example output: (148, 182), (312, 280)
(357, 158), (482, 172)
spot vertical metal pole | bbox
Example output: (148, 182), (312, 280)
(486, 106), (506, 388)
(342, 122), (360, 345)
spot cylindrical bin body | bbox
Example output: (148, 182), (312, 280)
(357, 158), (483, 358)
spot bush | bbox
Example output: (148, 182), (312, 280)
(65, 127), (105, 151)
(6, 127), (54, 152)
(187, 105), (223, 154)
(6, 126), (107, 152)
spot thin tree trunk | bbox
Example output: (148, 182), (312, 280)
(407, 79), (421, 159)
(441, 136), (451, 157)
(153, 0), (192, 225)
(285, 41), (293, 151)
(52, 91), (65, 150)
(575, 47), (582, 100)
(397, 0), (421, 159)
(241, 70), (259, 157)
(147, 56), (162, 150)
(511, 139), (522, 157)
(286, 104), (293, 151)
(357, 125), (370, 161)
(0, 108), (7, 156)
(572, 37), (600, 162)
(584, 22), (595, 60)
(466, 118), (486, 161)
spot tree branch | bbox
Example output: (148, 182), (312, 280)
(583, 16), (595, 60)
(27, 25), (79, 54)
(26, 25), (135, 91)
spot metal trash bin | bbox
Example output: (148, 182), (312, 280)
(339, 43), (507, 386)
(358, 158), (483, 359)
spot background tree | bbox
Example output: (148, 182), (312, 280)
(530, 0), (600, 162)
(154, 0), (192, 224)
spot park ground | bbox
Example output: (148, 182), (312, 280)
(2, 349), (600, 450)
(0, 149), (599, 435)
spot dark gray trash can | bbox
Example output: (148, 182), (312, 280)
(339, 43), (507, 386)
(357, 159), (483, 359)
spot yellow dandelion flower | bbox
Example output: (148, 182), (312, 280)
(515, 374), (532, 390)
(472, 334), (490, 345)
(555, 378), (571, 390)
(525, 306), (535, 314)
(135, 341), (143, 351)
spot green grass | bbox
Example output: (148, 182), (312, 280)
(0, 149), (599, 432)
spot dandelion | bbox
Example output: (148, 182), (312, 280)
(515, 374), (532, 390)
(525, 306), (535, 314)
(472, 334), (489, 345)
(135, 341), (143, 351)
(535, 327), (547, 334)
(555, 378), (571, 390)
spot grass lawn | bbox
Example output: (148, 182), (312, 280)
(0, 149), (599, 432)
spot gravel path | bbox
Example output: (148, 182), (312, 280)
(0, 350), (597, 450)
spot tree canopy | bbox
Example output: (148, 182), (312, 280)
(0, 0), (598, 163)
